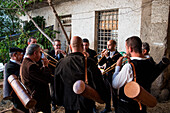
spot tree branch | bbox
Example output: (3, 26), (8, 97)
(47, 0), (70, 45)
(12, 0), (54, 45)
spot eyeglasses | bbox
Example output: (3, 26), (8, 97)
(55, 44), (61, 46)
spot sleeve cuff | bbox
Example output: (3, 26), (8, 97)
(115, 66), (120, 72)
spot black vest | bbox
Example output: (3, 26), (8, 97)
(119, 59), (155, 102)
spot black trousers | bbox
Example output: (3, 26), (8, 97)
(116, 99), (147, 113)
(11, 95), (29, 113)
(65, 108), (93, 113)
(49, 81), (56, 106)
(104, 75), (118, 111)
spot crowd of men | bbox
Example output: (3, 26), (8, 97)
(3, 36), (170, 113)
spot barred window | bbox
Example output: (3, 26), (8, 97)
(96, 9), (119, 53)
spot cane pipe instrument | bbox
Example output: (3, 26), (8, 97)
(96, 49), (108, 65)
(8, 74), (37, 109)
(49, 60), (57, 64)
(48, 62), (56, 68)
(73, 56), (104, 104)
(94, 49), (107, 58)
(102, 59), (128, 75)
(40, 50), (58, 63)
(96, 51), (119, 65)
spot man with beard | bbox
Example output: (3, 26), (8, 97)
(98, 40), (122, 113)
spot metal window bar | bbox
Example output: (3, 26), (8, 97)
(97, 10), (118, 54)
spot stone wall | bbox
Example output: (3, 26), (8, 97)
(19, 0), (170, 101)
(20, 0), (143, 50)
(141, 0), (170, 101)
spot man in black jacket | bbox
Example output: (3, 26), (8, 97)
(48, 39), (66, 111)
(54, 36), (108, 113)
(83, 38), (97, 63)
(3, 47), (29, 113)
(98, 40), (122, 113)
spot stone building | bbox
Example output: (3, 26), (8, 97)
(20, 0), (170, 101)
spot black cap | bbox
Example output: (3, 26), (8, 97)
(9, 47), (23, 53)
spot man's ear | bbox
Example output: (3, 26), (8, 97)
(13, 52), (17, 57)
(143, 49), (147, 55)
(129, 47), (133, 52)
(33, 51), (37, 56)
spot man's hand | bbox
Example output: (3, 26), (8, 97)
(116, 57), (124, 66)
(41, 57), (49, 67)
(82, 51), (90, 57)
(55, 49), (66, 55)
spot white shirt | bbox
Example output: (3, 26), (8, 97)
(10, 59), (21, 65)
(144, 54), (151, 58)
(106, 51), (115, 59)
(110, 51), (115, 58)
(112, 57), (146, 89)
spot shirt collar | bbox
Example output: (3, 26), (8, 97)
(144, 55), (150, 58)
(10, 59), (21, 65)
(130, 57), (147, 60)
(109, 51), (115, 57)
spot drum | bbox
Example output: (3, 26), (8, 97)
(8, 74), (37, 109)
(73, 80), (104, 104)
(124, 81), (157, 108)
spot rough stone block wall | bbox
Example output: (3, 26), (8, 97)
(141, 0), (170, 101)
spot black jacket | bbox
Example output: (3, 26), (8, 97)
(98, 50), (122, 83)
(3, 61), (29, 112)
(54, 52), (108, 110)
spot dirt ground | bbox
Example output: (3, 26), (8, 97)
(1, 79), (170, 113)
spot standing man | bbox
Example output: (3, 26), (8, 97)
(142, 42), (155, 64)
(48, 39), (66, 111)
(142, 42), (170, 83)
(27, 37), (37, 45)
(98, 40), (122, 113)
(54, 36), (108, 113)
(48, 39), (66, 61)
(83, 38), (97, 63)
(3, 47), (29, 112)
(23, 37), (37, 56)
(20, 44), (53, 113)
(112, 36), (156, 113)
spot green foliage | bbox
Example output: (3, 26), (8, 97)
(0, 16), (58, 64)
(0, 8), (22, 37)
(0, 32), (30, 64)
(0, 1), (59, 65)
(23, 16), (45, 31)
